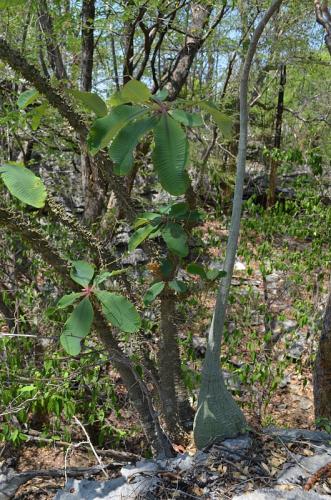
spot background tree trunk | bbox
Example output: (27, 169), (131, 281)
(267, 63), (286, 207)
(314, 280), (331, 422)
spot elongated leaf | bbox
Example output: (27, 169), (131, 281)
(121, 80), (151, 104)
(187, 263), (207, 279)
(60, 298), (94, 355)
(18, 89), (39, 109)
(70, 261), (94, 286)
(143, 281), (165, 305)
(200, 101), (233, 138)
(87, 105), (146, 155)
(110, 115), (158, 175)
(169, 280), (188, 293)
(152, 114), (189, 196)
(95, 291), (141, 333)
(128, 223), (160, 251)
(0, 164), (46, 208)
(108, 91), (128, 107)
(70, 90), (108, 117)
(161, 223), (188, 257)
(57, 292), (82, 309)
(93, 269), (126, 286)
(169, 109), (203, 127)
(133, 212), (162, 229)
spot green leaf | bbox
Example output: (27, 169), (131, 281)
(95, 291), (141, 333)
(168, 202), (189, 218)
(0, 164), (47, 208)
(17, 89), (39, 109)
(143, 281), (165, 305)
(121, 80), (152, 104)
(93, 269), (126, 286)
(200, 101), (233, 138)
(169, 280), (188, 293)
(108, 91), (128, 107)
(152, 114), (189, 196)
(161, 222), (189, 257)
(169, 109), (203, 127)
(160, 258), (173, 279)
(110, 115), (158, 175)
(18, 385), (36, 393)
(206, 268), (227, 281)
(57, 293), (82, 309)
(60, 298), (94, 356)
(0, 0), (25, 6)
(133, 212), (162, 229)
(128, 223), (160, 251)
(70, 90), (108, 117)
(70, 261), (94, 287)
(87, 105), (146, 155)
(93, 271), (113, 286)
(153, 89), (168, 102)
(187, 263), (207, 279)
(30, 103), (48, 131)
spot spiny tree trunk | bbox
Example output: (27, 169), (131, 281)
(158, 293), (194, 439)
(194, 0), (284, 450)
(267, 63), (286, 207)
(158, 294), (182, 439)
(314, 281), (331, 422)
(0, 205), (174, 458)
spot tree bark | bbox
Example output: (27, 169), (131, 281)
(81, 0), (95, 92)
(37, 0), (67, 80)
(194, 0), (284, 450)
(80, 0), (108, 222)
(166, 3), (212, 100)
(314, 280), (331, 421)
(158, 294), (193, 438)
(315, 0), (331, 55)
(267, 63), (286, 207)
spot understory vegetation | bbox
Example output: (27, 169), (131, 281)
(0, 0), (330, 471)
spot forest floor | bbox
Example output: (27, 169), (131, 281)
(2, 205), (330, 499)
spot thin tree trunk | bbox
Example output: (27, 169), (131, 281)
(81, 0), (95, 92)
(267, 63), (286, 207)
(166, 3), (212, 100)
(37, 0), (67, 80)
(79, 0), (106, 222)
(314, 280), (331, 421)
(194, 0), (284, 450)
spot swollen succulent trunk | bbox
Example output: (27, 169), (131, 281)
(193, 0), (284, 449)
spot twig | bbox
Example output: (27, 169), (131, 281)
(24, 430), (140, 461)
(73, 415), (109, 479)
